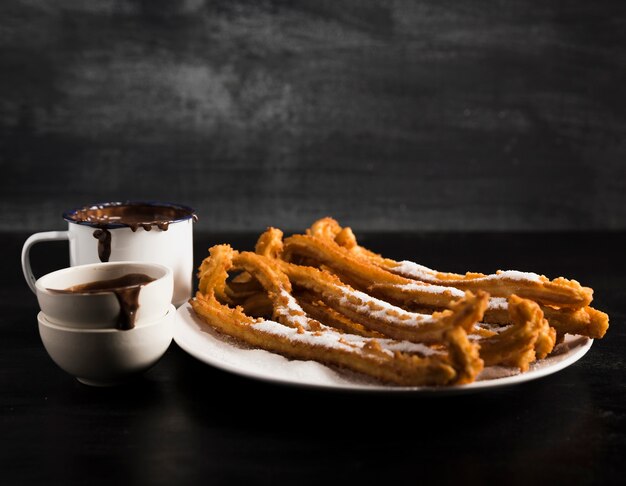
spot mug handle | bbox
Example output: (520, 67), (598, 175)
(21, 231), (69, 294)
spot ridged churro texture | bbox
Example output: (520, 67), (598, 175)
(191, 218), (608, 386)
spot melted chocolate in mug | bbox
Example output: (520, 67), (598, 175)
(48, 273), (156, 330)
(66, 203), (197, 263)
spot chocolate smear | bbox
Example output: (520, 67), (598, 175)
(48, 273), (156, 330)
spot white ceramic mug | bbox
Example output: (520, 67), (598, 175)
(22, 201), (196, 307)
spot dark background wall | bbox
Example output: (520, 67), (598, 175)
(1, 0), (624, 233)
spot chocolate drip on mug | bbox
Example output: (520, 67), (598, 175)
(93, 228), (112, 262)
(48, 273), (156, 330)
(67, 202), (196, 263)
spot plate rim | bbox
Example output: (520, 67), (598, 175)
(174, 302), (593, 394)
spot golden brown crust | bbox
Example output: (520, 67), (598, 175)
(305, 217), (606, 338)
(388, 267), (593, 309)
(192, 292), (459, 386)
(541, 306), (609, 339)
(483, 304), (608, 339)
(191, 218), (608, 387)
(192, 246), (476, 386)
(283, 234), (467, 309)
(445, 326), (484, 384)
(278, 258), (488, 344)
(255, 227), (284, 258)
(477, 295), (548, 371)
(295, 290), (384, 338)
(313, 217), (593, 310)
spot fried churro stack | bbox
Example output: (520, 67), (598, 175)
(191, 218), (609, 386)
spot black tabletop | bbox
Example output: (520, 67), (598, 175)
(2, 231), (624, 485)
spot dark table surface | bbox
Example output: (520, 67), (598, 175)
(2, 231), (624, 485)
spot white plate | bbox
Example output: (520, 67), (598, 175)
(174, 302), (593, 394)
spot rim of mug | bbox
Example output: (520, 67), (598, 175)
(62, 201), (196, 229)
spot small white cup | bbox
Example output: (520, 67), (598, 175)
(38, 305), (175, 386)
(35, 261), (173, 329)
(21, 201), (195, 307)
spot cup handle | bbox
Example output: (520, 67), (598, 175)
(21, 231), (70, 293)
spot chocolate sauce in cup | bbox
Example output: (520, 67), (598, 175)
(22, 201), (196, 307)
(34, 261), (173, 330)
(48, 273), (157, 330)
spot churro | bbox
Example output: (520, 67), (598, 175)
(192, 245), (484, 385)
(190, 217), (608, 386)
(308, 217), (608, 340)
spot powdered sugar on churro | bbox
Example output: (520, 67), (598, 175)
(336, 286), (436, 325)
(383, 340), (442, 356)
(393, 282), (466, 298)
(251, 319), (441, 358)
(392, 260), (543, 284)
(273, 290), (442, 357)
(276, 290), (311, 328)
(488, 297), (509, 310)
(492, 270), (543, 282)
(392, 261), (437, 281)
(254, 319), (374, 353)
